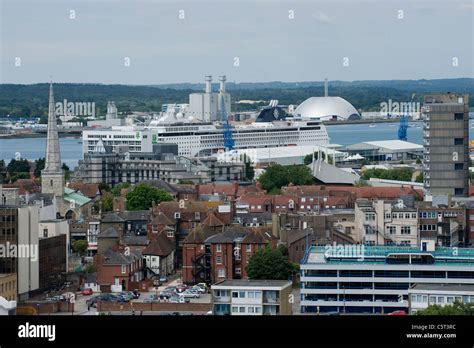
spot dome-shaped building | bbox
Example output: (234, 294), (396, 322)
(294, 96), (360, 121)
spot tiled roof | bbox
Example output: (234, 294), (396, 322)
(142, 232), (174, 256)
(202, 211), (225, 227)
(101, 212), (125, 223)
(69, 183), (100, 198)
(98, 226), (120, 238)
(102, 248), (141, 265)
(183, 225), (217, 244)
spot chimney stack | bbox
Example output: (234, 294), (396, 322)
(205, 75), (212, 93)
(219, 75), (226, 94)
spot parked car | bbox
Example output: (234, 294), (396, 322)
(388, 310), (407, 316)
(179, 290), (200, 299)
(144, 294), (159, 303)
(195, 283), (208, 290)
(82, 288), (93, 296)
(192, 286), (206, 294)
(169, 296), (189, 304)
(159, 275), (168, 283)
(132, 289), (140, 299)
(159, 291), (176, 300)
(175, 285), (188, 293)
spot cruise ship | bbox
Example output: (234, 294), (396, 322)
(82, 105), (330, 157)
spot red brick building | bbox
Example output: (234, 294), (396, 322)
(182, 225), (277, 285)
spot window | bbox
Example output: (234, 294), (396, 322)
(239, 307), (245, 313)
(195, 212), (200, 220)
(429, 296), (436, 303)
(43, 229), (48, 238)
(392, 213), (397, 219)
(248, 307), (255, 313)
(167, 231), (174, 238)
(454, 113), (463, 120)
(454, 163), (463, 170)
(454, 138), (463, 145)
(235, 268), (241, 275)
(437, 296), (445, 304)
(365, 226), (374, 235)
(388, 226), (396, 234)
(216, 256), (222, 264)
(385, 213), (391, 219)
(232, 292), (238, 298)
(447, 297), (454, 304)
(255, 307), (261, 313)
(405, 213), (410, 219)
(216, 244), (222, 252)
(455, 188), (464, 196)
(401, 226), (411, 235)
(121, 265), (126, 274)
(248, 291), (255, 298)
(411, 213), (417, 219)
(232, 306), (238, 313)
(365, 213), (375, 221)
(218, 269), (226, 278)
(246, 244), (251, 252)
(239, 291), (245, 298)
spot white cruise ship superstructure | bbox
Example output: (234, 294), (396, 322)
(82, 105), (330, 157)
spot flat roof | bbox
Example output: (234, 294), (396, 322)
(410, 283), (474, 292)
(364, 140), (423, 151)
(212, 279), (292, 289)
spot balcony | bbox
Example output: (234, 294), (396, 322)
(263, 297), (280, 304)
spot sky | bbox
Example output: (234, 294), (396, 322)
(0, 0), (473, 84)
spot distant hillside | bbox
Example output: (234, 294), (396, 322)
(0, 78), (472, 118)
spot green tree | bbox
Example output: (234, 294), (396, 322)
(416, 301), (474, 315)
(7, 159), (30, 176)
(258, 164), (313, 192)
(72, 240), (89, 256)
(287, 165), (314, 186)
(101, 192), (114, 212)
(246, 245), (293, 280)
(258, 164), (289, 192)
(125, 183), (173, 210)
(415, 158), (422, 165)
(34, 157), (45, 177)
(0, 160), (8, 183)
(241, 154), (255, 181)
(112, 182), (131, 197)
(362, 168), (412, 182)
(415, 172), (423, 183)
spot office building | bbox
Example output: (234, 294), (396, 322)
(423, 93), (469, 197)
(211, 279), (293, 315)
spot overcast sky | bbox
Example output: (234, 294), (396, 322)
(1, 0), (473, 84)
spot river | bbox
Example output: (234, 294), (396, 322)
(0, 121), (471, 169)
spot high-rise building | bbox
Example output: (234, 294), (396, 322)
(41, 82), (65, 197)
(423, 93), (469, 197)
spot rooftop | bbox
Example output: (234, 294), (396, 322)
(303, 245), (474, 265)
(410, 283), (474, 292)
(212, 279), (292, 289)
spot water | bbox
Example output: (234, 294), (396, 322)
(0, 121), (471, 168)
(0, 137), (82, 169)
(326, 121), (424, 145)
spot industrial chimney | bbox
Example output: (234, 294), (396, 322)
(219, 75), (226, 94)
(205, 75), (212, 94)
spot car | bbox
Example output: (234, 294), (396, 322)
(388, 310), (407, 316)
(159, 275), (168, 283)
(169, 296), (189, 304)
(159, 291), (176, 300)
(132, 289), (140, 299)
(179, 290), (200, 299)
(82, 288), (93, 296)
(195, 283), (208, 290)
(192, 286), (206, 294)
(144, 294), (159, 303)
(175, 285), (188, 293)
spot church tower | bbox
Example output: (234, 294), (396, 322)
(41, 82), (64, 197)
